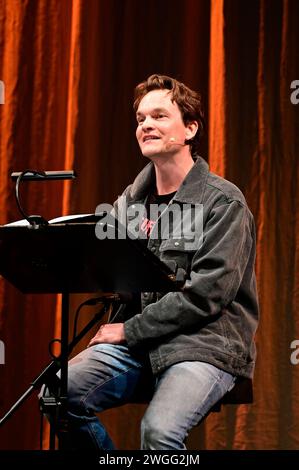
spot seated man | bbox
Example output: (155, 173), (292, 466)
(64, 74), (259, 450)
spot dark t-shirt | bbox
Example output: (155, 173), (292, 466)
(139, 190), (176, 244)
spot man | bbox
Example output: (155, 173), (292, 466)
(66, 74), (259, 450)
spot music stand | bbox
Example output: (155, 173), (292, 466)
(0, 216), (178, 449)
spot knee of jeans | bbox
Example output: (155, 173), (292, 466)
(141, 413), (172, 448)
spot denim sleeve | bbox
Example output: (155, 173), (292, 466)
(124, 198), (255, 349)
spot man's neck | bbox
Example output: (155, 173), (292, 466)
(150, 151), (195, 195)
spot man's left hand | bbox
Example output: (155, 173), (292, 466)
(88, 323), (126, 347)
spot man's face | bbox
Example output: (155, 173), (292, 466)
(136, 89), (191, 159)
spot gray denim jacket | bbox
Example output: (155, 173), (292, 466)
(116, 157), (259, 379)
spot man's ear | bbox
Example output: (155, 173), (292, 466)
(185, 121), (198, 140)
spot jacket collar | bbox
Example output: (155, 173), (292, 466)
(129, 156), (209, 204)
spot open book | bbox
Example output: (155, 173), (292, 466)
(4, 214), (100, 226)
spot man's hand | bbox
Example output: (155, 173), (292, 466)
(88, 323), (126, 347)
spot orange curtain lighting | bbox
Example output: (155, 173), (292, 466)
(0, 0), (299, 450)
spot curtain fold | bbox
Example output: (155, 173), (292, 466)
(209, 0), (227, 177)
(0, 0), (298, 450)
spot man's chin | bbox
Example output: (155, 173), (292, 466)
(141, 149), (164, 159)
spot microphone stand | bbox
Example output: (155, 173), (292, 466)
(0, 299), (121, 449)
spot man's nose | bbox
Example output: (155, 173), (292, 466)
(141, 116), (155, 129)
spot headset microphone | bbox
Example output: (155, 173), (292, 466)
(168, 137), (186, 147)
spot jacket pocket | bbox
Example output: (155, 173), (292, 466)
(159, 236), (201, 252)
(159, 237), (198, 275)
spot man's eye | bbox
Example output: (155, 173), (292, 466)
(137, 117), (144, 124)
(150, 114), (163, 120)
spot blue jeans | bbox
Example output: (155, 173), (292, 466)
(65, 343), (235, 450)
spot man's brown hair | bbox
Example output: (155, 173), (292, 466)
(133, 74), (205, 155)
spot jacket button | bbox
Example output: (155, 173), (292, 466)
(174, 241), (179, 246)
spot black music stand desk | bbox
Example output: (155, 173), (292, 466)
(0, 220), (177, 448)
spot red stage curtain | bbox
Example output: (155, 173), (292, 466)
(0, 0), (298, 449)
